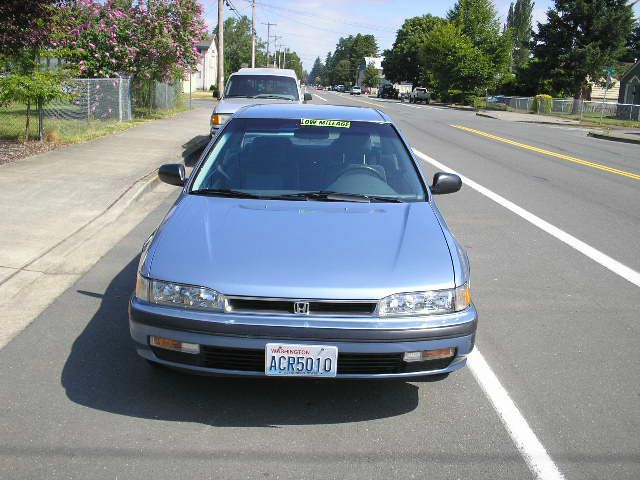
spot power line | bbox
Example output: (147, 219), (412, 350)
(255, 0), (395, 33)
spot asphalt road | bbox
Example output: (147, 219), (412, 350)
(1, 91), (638, 479)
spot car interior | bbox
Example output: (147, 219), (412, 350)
(194, 122), (425, 199)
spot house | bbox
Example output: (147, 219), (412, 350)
(356, 56), (384, 88)
(589, 77), (620, 101)
(183, 39), (218, 93)
(618, 59), (640, 105)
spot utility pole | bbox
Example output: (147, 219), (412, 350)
(216, 0), (224, 97)
(250, 0), (256, 68)
(282, 47), (287, 69)
(272, 36), (281, 68)
(262, 22), (276, 67)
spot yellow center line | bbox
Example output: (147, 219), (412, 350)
(451, 124), (640, 181)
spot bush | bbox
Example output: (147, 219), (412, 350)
(471, 96), (487, 109)
(532, 94), (552, 114)
(209, 84), (219, 97)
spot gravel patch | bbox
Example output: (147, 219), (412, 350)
(0, 140), (63, 166)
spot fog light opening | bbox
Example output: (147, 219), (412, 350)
(149, 336), (200, 354)
(403, 348), (455, 362)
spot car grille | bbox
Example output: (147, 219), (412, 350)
(151, 346), (454, 375)
(226, 297), (377, 316)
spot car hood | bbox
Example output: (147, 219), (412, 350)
(215, 97), (299, 115)
(147, 196), (455, 299)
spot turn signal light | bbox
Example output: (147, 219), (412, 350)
(149, 336), (200, 354)
(403, 348), (455, 362)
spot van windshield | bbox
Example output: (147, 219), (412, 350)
(224, 75), (299, 101)
(191, 118), (426, 202)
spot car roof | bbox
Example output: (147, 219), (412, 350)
(234, 104), (390, 123)
(232, 68), (298, 79)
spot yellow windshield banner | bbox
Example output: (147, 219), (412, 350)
(300, 118), (350, 128)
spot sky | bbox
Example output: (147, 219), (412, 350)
(200, 0), (640, 71)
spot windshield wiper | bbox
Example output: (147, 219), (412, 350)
(190, 188), (263, 198)
(270, 191), (405, 203)
(252, 94), (294, 100)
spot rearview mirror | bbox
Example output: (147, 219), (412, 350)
(158, 163), (185, 186)
(303, 92), (313, 102)
(430, 172), (461, 195)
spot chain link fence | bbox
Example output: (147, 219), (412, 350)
(487, 95), (640, 122)
(0, 77), (182, 142)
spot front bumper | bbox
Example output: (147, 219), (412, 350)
(129, 297), (477, 379)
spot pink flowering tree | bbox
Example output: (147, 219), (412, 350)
(53, 0), (207, 81)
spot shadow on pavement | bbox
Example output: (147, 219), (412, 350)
(61, 257), (420, 427)
(181, 135), (209, 167)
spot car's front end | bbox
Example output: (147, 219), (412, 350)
(131, 104), (476, 380)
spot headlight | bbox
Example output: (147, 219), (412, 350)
(211, 113), (230, 126)
(135, 276), (225, 311)
(378, 283), (470, 316)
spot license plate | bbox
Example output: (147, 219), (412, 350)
(265, 343), (338, 377)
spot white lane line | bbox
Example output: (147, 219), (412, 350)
(467, 350), (566, 480)
(313, 93), (328, 102)
(413, 149), (640, 288)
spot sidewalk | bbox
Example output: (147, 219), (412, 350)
(0, 104), (213, 347)
(476, 109), (580, 125)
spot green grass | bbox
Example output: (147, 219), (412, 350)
(0, 96), (191, 144)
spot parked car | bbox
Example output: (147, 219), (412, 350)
(409, 87), (431, 104)
(336, 84), (345, 93)
(350, 86), (362, 95)
(209, 68), (311, 137)
(377, 83), (398, 99)
(316, 85), (324, 90)
(131, 104), (477, 380)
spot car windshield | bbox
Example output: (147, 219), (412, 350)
(224, 75), (299, 101)
(191, 118), (426, 202)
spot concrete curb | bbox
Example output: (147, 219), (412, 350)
(476, 112), (498, 119)
(587, 131), (640, 145)
(0, 168), (167, 350)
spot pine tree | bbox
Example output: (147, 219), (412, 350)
(505, 0), (535, 69)
(533, 0), (634, 99)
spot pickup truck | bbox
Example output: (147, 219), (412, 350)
(408, 87), (431, 104)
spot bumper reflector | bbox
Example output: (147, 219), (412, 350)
(403, 348), (455, 362)
(150, 336), (200, 354)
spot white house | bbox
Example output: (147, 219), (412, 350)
(356, 56), (384, 88)
(183, 39), (218, 93)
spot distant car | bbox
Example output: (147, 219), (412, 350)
(131, 103), (476, 380)
(209, 68), (312, 137)
(336, 85), (345, 93)
(409, 87), (431, 104)
(350, 86), (362, 95)
(316, 85), (324, 90)
(378, 84), (398, 99)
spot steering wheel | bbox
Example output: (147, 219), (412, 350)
(336, 164), (385, 181)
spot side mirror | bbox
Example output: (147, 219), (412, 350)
(158, 163), (185, 186)
(430, 172), (462, 195)
(303, 92), (313, 102)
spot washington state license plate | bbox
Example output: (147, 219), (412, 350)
(265, 343), (338, 377)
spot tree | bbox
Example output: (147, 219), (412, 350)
(325, 34), (377, 85)
(215, 16), (267, 78)
(0, 72), (69, 141)
(284, 50), (304, 80)
(420, 22), (494, 101)
(53, 0), (207, 81)
(362, 62), (381, 88)
(505, 0), (535, 69)
(622, 20), (640, 63)
(447, 0), (512, 79)
(333, 59), (353, 85)
(308, 57), (325, 85)
(382, 15), (445, 85)
(533, 0), (634, 99)
(0, 0), (56, 58)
